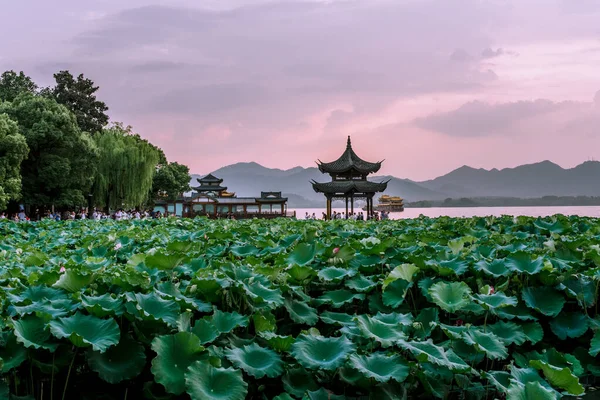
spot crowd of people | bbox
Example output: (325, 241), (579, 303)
(0, 208), (167, 222)
(305, 210), (391, 220)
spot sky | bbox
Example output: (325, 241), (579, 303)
(1, 0), (599, 180)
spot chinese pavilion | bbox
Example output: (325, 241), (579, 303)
(311, 136), (388, 219)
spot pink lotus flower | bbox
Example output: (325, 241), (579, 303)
(59, 266), (66, 273)
(114, 242), (122, 251)
(489, 286), (495, 294)
(204, 234), (208, 240)
(333, 247), (340, 255)
(455, 319), (464, 326)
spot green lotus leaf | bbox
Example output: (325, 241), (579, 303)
(507, 382), (558, 400)
(8, 286), (66, 304)
(81, 293), (125, 317)
(284, 298), (319, 325)
(382, 263), (419, 288)
(273, 394), (294, 400)
(87, 334), (146, 384)
(372, 311), (413, 326)
(510, 366), (555, 391)
(243, 281), (284, 306)
(487, 321), (527, 345)
(151, 332), (206, 395)
(349, 353), (410, 383)
(288, 243), (317, 266)
(534, 218), (566, 234)
(291, 334), (355, 370)
(560, 276), (596, 308)
(303, 388), (346, 400)
(253, 311), (276, 333)
(320, 312), (355, 326)
(316, 290), (365, 308)
(287, 265), (316, 282)
(485, 370), (511, 392)
(437, 323), (468, 340)
(192, 319), (220, 344)
(0, 332), (28, 372)
(430, 258), (469, 276)
(155, 282), (212, 312)
(207, 309), (249, 334)
(225, 342), (283, 378)
(382, 279), (412, 308)
(318, 267), (355, 282)
(463, 330), (508, 360)
(494, 303), (538, 321)
(229, 244), (259, 257)
(166, 240), (193, 252)
(9, 300), (74, 319)
(398, 339), (470, 372)
(345, 275), (377, 292)
(521, 322), (544, 344)
(530, 360), (584, 395)
(473, 292), (518, 309)
(49, 312), (120, 352)
(259, 332), (295, 352)
(52, 270), (95, 292)
(185, 361), (247, 400)
(145, 251), (185, 270)
(282, 367), (319, 398)
(474, 259), (511, 277)
(355, 315), (406, 347)
(128, 292), (180, 327)
(428, 281), (472, 313)
(413, 308), (438, 339)
(192, 278), (229, 302)
(590, 331), (600, 357)
(13, 315), (59, 352)
(549, 312), (588, 340)
(506, 253), (544, 275)
(522, 287), (565, 317)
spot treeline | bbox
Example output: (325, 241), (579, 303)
(0, 70), (190, 212)
(406, 196), (600, 208)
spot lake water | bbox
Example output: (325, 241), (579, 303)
(291, 206), (600, 219)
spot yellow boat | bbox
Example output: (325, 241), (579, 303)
(363, 195), (404, 212)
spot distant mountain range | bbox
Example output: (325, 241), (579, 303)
(190, 160), (600, 207)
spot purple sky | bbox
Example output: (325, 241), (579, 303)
(2, 0), (599, 180)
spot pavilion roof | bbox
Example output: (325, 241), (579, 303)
(197, 173), (223, 184)
(192, 184), (227, 193)
(311, 179), (388, 195)
(317, 136), (382, 175)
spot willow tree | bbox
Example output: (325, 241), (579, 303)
(93, 124), (161, 210)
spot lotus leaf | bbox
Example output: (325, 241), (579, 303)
(259, 332), (295, 352)
(473, 292), (518, 309)
(507, 382), (558, 400)
(129, 292), (181, 327)
(529, 360), (584, 395)
(52, 270), (94, 292)
(522, 287), (565, 317)
(252, 311), (276, 333)
(243, 281), (284, 306)
(185, 361), (247, 400)
(284, 298), (319, 325)
(207, 309), (249, 333)
(229, 244), (259, 257)
(344, 275), (377, 292)
(291, 334), (355, 370)
(320, 311), (355, 326)
(192, 319), (220, 344)
(463, 330), (508, 360)
(318, 267), (355, 282)
(355, 315), (406, 347)
(485, 370), (511, 392)
(49, 312), (120, 352)
(349, 353), (410, 383)
(316, 290), (365, 308)
(506, 253), (544, 275)
(13, 316), (59, 352)
(87, 334), (146, 384)
(145, 251), (185, 270)
(225, 342), (283, 378)
(474, 259), (511, 277)
(398, 339), (470, 372)
(303, 388), (346, 400)
(429, 281), (472, 313)
(0, 332), (28, 371)
(382, 278), (412, 308)
(487, 321), (527, 345)
(282, 367), (319, 398)
(288, 243), (316, 266)
(80, 293), (125, 317)
(151, 332), (206, 395)
(549, 312), (588, 340)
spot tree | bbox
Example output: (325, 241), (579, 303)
(92, 124), (161, 210)
(0, 94), (98, 208)
(0, 71), (38, 102)
(0, 114), (29, 210)
(152, 162), (191, 201)
(46, 71), (109, 134)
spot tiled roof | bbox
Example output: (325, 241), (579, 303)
(317, 136), (382, 175)
(197, 174), (223, 184)
(311, 179), (388, 194)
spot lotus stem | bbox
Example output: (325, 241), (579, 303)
(62, 348), (77, 400)
(124, 387), (128, 400)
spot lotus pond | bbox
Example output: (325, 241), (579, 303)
(0, 216), (599, 399)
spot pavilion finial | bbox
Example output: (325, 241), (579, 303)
(347, 135), (351, 148)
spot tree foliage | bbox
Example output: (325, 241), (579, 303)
(0, 71), (38, 102)
(0, 94), (98, 207)
(93, 124), (160, 210)
(0, 114), (29, 209)
(152, 162), (191, 201)
(46, 71), (109, 134)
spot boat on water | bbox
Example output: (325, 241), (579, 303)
(363, 195), (405, 212)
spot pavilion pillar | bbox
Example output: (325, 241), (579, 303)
(350, 194), (354, 215)
(345, 197), (349, 218)
(281, 203), (284, 214)
(258, 204), (262, 214)
(326, 197), (332, 220)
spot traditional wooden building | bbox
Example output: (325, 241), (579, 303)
(311, 136), (388, 219)
(157, 174), (293, 219)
